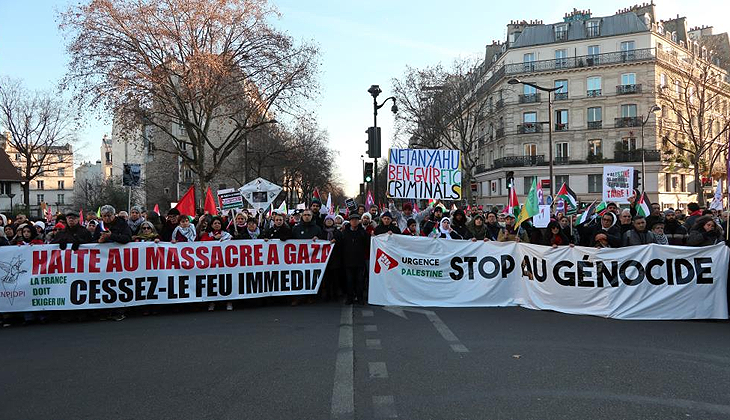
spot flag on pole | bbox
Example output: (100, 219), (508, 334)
(575, 201), (597, 225)
(276, 201), (288, 214)
(595, 201), (608, 216)
(413, 201), (420, 213)
(45, 205), (53, 223)
(174, 185), (196, 217)
(79, 208), (84, 226)
(365, 191), (375, 209)
(709, 180), (723, 211)
(312, 188), (321, 204)
(153, 204), (160, 215)
(635, 192), (652, 217)
(96, 206), (101, 218)
(323, 193), (332, 215)
(335, 205), (340, 215)
(204, 187), (217, 215)
(516, 178), (539, 227)
(503, 187), (520, 217)
(555, 183), (578, 215)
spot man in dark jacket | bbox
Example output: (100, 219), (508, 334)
(484, 212), (501, 241)
(93, 205), (132, 244)
(684, 202), (703, 230)
(663, 209), (688, 245)
(374, 211), (401, 235)
(52, 211), (92, 250)
(450, 209), (472, 240)
(341, 214), (369, 305)
(159, 208), (181, 242)
(622, 216), (657, 246)
(263, 214), (292, 240)
(421, 205), (444, 237)
(293, 209), (323, 239)
(645, 203), (664, 229)
(310, 200), (325, 228)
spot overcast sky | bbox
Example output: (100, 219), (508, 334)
(1, 0), (727, 198)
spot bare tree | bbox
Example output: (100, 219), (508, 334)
(0, 77), (76, 212)
(658, 50), (730, 199)
(60, 0), (320, 205)
(392, 58), (492, 203)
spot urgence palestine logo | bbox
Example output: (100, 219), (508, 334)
(0, 256), (27, 305)
(374, 249), (399, 273)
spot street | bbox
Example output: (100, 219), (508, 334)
(2, 304), (730, 420)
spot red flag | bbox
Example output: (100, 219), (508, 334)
(45, 205), (53, 223)
(153, 204), (160, 215)
(312, 188), (321, 203)
(79, 208), (84, 226)
(175, 185), (196, 217)
(413, 201), (420, 213)
(204, 187), (217, 215)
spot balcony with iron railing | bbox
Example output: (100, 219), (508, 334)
(614, 149), (662, 162)
(554, 92), (569, 101)
(519, 93), (540, 103)
(504, 48), (655, 76)
(587, 121), (603, 129)
(554, 123), (569, 131)
(586, 89), (602, 97)
(616, 84), (642, 95)
(492, 155), (544, 169)
(614, 117), (642, 128)
(554, 156), (570, 165)
(517, 123), (542, 134)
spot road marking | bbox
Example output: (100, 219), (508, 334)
(361, 309), (374, 317)
(364, 324), (378, 332)
(450, 344), (469, 353)
(382, 306), (408, 319)
(331, 306), (354, 419)
(382, 307), (469, 353)
(372, 395), (398, 418)
(368, 362), (389, 379)
(366, 338), (382, 350)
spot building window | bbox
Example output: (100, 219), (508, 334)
(164, 187), (170, 195)
(555, 142), (569, 162)
(555, 109), (568, 131)
(660, 73), (667, 88)
(621, 73), (636, 85)
(665, 173), (672, 192)
(522, 112), (537, 133)
(587, 107), (602, 129)
(524, 176), (536, 193)
(587, 76), (601, 97)
(588, 139), (602, 157)
(554, 80), (568, 100)
(675, 80), (681, 96)
(105, 152), (112, 164)
(57, 194), (65, 205)
(58, 168), (65, 177)
(680, 174), (686, 191)
(36, 180), (44, 190)
(37, 194), (44, 204)
(620, 41), (635, 60)
(555, 25), (568, 41)
(586, 21), (600, 37)
(523, 53), (535, 71)
(184, 168), (193, 180)
(622, 137), (637, 151)
(523, 143), (537, 156)
(0, 182), (10, 195)
(621, 104), (637, 118)
(109, 168), (113, 177)
(555, 49), (567, 68)
(523, 84), (536, 95)
(588, 175), (603, 193)
(555, 175), (569, 189)
(15, 153), (21, 161)
(523, 112), (537, 123)
(58, 180), (64, 190)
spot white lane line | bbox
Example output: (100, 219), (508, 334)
(364, 324), (378, 332)
(405, 308), (470, 353)
(366, 338), (382, 350)
(450, 344), (469, 353)
(331, 306), (354, 419)
(362, 309), (374, 317)
(368, 362), (389, 379)
(372, 395), (398, 418)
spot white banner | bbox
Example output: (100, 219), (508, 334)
(369, 235), (728, 320)
(0, 240), (332, 312)
(387, 148), (461, 200)
(603, 165), (634, 203)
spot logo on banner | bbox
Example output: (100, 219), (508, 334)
(374, 249), (398, 273)
(0, 256), (27, 305)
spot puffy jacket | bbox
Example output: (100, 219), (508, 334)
(292, 220), (323, 239)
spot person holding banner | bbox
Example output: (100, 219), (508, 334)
(545, 221), (572, 248)
(320, 215), (343, 301)
(199, 216), (232, 242)
(450, 209), (472, 240)
(688, 215), (724, 246)
(484, 212), (502, 241)
(341, 213), (369, 305)
(263, 214), (292, 240)
(429, 217), (463, 240)
(160, 208), (181, 242)
(133, 221), (160, 242)
(93, 205), (132, 244)
(623, 216), (658, 246)
(420, 204), (444, 237)
(293, 210), (322, 240)
(228, 212), (249, 239)
(52, 212), (92, 250)
(497, 214), (528, 243)
(374, 212), (401, 235)
(590, 212), (622, 248)
(12, 224), (44, 245)
(466, 214), (488, 241)
(240, 218), (261, 240)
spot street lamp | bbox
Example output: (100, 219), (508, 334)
(640, 105), (662, 193)
(508, 78), (561, 197)
(368, 84), (397, 202)
(7, 193), (15, 213)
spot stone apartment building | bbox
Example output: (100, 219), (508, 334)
(465, 3), (730, 211)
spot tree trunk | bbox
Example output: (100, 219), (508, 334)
(693, 164), (702, 204)
(22, 182), (30, 214)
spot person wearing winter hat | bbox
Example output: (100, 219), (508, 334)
(663, 209), (688, 245)
(497, 214), (529, 242)
(33, 221), (46, 242)
(0, 213), (7, 227)
(466, 213), (488, 241)
(429, 217), (463, 239)
(240, 217), (261, 240)
(374, 211), (401, 235)
(450, 208), (472, 240)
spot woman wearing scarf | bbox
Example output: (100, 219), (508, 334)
(591, 212), (622, 248)
(320, 215), (343, 301)
(127, 206), (145, 235)
(497, 214), (529, 242)
(466, 214), (488, 241)
(199, 216), (232, 242)
(241, 218), (261, 239)
(544, 220), (572, 247)
(228, 212), (248, 239)
(134, 221), (160, 242)
(429, 217), (464, 239)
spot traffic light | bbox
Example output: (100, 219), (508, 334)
(366, 127), (381, 158)
(364, 162), (374, 183)
(506, 171), (514, 190)
(633, 169), (641, 190)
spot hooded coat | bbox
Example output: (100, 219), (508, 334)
(687, 215), (724, 246)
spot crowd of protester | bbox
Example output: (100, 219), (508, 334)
(1, 196), (728, 326)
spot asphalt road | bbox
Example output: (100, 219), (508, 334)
(2, 304), (729, 420)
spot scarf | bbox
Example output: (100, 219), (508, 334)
(247, 227), (260, 239)
(324, 226), (335, 241)
(654, 233), (668, 245)
(438, 217), (452, 235)
(467, 220), (487, 239)
(128, 217), (145, 233)
(136, 231), (158, 242)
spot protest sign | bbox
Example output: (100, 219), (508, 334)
(532, 204), (551, 228)
(239, 178), (282, 212)
(345, 198), (357, 213)
(387, 148), (461, 200)
(369, 235), (728, 320)
(217, 188), (244, 210)
(122, 163), (142, 187)
(603, 166), (634, 203)
(0, 240), (332, 312)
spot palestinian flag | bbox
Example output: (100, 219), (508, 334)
(312, 188), (321, 204)
(635, 192), (651, 217)
(555, 183), (578, 215)
(503, 187), (520, 218)
(575, 201), (597, 226)
(595, 201), (608, 216)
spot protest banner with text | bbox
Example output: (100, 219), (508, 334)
(387, 148), (461, 200)
(369, 235), (728, 320)
(0, 240), (332, 312)
(602, 165), (634, 203)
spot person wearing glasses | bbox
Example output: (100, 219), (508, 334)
(92, 205), (133, 244)
(590, 212), (622, 248)
(292, 209), (322, 240)
(52, 211), (92, 250)
(133, 221), (160, 242)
